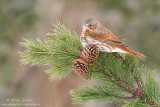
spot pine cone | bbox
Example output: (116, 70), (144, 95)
(72, 59), (88, 75)
(81, 44), (99, 62)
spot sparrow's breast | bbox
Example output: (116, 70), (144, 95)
(81, 33), (126, 53)
(85, 36), (113, 52)
(80, 32), (111, 52)
(80, 32), (88, 48)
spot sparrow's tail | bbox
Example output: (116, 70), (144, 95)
(117, 46), (147, 61)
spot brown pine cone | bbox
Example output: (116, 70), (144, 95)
(81, 44), (99, 62)
(72, 59), (88, 75)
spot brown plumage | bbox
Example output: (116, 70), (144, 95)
(80, 18), (146, 60)
(116, 46), (146, 61)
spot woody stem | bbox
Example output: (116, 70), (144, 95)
(112, 53), (156, 105)
(100, 69), (137, 97)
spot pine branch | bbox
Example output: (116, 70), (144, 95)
(19, 22), (160, 106)
(100, 68), (136, 95)
(19, 22), (82, 80)
(113, 53), (158, 106)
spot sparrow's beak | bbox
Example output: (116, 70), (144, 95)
(83, 24), (93, 31)
(86, 24), (90, 26)
(83, 25), (89, 31)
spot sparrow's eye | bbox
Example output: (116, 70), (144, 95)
(86, 21), (96, 27)
(88, 24), (92, 27)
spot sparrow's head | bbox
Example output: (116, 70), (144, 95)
(83, 18), (98, 31)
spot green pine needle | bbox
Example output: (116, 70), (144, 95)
(19, 21), (160, 106)
(19, 22), (81, 80)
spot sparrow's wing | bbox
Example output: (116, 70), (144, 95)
(88, 29), (127, 47)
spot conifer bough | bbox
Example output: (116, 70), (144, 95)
(19, 22), (160, 107)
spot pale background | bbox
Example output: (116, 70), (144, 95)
(0, 0), (160, 107)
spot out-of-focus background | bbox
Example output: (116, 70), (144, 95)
(0, 0), (160, 107)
